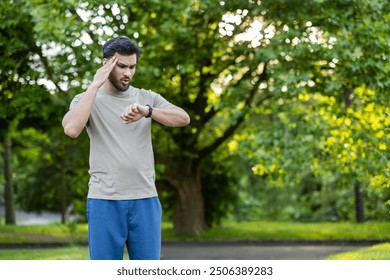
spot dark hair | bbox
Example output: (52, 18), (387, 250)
(102, 36), (142, 59)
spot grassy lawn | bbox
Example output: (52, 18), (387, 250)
(0, 246), (91, 260)
(0, 223), (89, 244)
(1, 221), (390, 244)
(178, 221), (390, 241)
(0, 221), (389, 260)
(326, 243), (390, 260)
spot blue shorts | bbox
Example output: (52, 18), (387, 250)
(86, 197), (162, 260)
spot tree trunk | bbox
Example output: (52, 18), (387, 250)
(60, 161), (67, 224)
(354, 182), (364, 223)
(344, 91), (365, 223)
(166, 159), (207, 234)
(3, 133), (16, 225)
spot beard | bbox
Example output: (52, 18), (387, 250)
(108, 72), (131, 92)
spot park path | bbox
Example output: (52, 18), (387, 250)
(161, 241), (369, 260)
(0, 209), (62, 225)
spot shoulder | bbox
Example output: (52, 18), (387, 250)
(73, 92), (86, 99)
(129, 86), (161, 101)
(69, 92), (85, 109)
(130, 86), (156, 97)
(129, 86), (171, 108)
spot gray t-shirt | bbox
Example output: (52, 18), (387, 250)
(70, 86), (171, 200)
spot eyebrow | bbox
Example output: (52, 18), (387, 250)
(117, 61), (137, 68)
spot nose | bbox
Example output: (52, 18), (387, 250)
(124, 67), (132, 78)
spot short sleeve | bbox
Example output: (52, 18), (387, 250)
(150, 91), (171, 109)
(69, 93), (85, 110)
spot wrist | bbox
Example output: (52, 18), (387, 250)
(144, 104), (153, 118)
(88, 82), (101, 92)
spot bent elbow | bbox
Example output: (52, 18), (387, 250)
(63, 126), (81, 138)
(183, 114), (191, 126)
(175, 114), (190, 127)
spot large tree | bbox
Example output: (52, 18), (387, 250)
(0, 0), (56, 224)
(3, 0), (388, 233)
(22, 0), (270, 233)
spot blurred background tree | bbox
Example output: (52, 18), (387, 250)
(0, 0), (388, 234)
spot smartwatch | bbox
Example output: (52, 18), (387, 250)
(145, 104), (153, 118)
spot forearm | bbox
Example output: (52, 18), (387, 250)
(151, 105), (190, 127)
(63, 56), (118, 138)
(62, 83), (99, 138)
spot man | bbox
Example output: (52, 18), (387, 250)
(62, 36), (190, 260)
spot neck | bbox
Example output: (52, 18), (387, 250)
(102, 80), (120, 93)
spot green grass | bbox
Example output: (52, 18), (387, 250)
(163, 221), (390, 241)
(0, 246), (91, 260)
(0, 221), (389, 260)
(326, 243), (390, 260)
(0, 221), (389, 244)
(0, 223), (88, 244)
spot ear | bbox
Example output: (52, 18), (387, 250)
(102, 58), (108, 65)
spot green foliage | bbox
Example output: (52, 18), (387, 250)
(1, 0), (389, 229)
(234, 88), (389, 222)
(15, 127), (89, 216)
(0, 0), (49, 130)
(201, 156), (239, 227)
(232, 173), (295, 222)
(230, 0), (389, 222)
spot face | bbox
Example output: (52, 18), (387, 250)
(105, 53), (137, 92)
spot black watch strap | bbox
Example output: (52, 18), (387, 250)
(145, 104), (153, 118)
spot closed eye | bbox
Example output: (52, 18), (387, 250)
(117, 63), (127, 69)
(117, 62), (137, 69)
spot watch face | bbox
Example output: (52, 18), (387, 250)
(146, 104), (153, 118)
